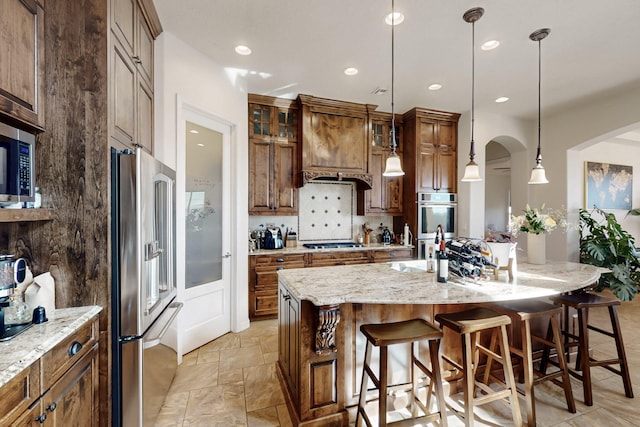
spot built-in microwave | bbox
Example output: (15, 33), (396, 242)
(0, 123), (35, 204)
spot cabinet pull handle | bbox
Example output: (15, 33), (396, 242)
(46, 402), (57, 412)
(68, 341), (83, 356)
(283, 293), (291, 301)
(276, 258), (285, 263)
(35, 414), (46, 423)
(132, 55), (142, 64)
(276, 267), (284, 271)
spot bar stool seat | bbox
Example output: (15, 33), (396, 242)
(356, 318), (448, 427)
(486, 300), (576, 426)
(435, 307), (522, 427)
(549, 292), (634, 406)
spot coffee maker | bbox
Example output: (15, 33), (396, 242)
(0, 255), (28, 306)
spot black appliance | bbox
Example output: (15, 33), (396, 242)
(0, 123), (34, 204)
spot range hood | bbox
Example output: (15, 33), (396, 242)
(297, 94), (374, 191)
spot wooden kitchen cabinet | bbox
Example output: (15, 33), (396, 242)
(361, 112), (403, 215)
(248, 94), (299, 215)
(0, 316), (99, 426)
(249, 253), (305, 319)
(297, 94), (374, 188)
(403, 108), (460, 193)
(110, 0), (159, 153)
(0, 0), (45, 132)
(278, 282), (300, 405)
(248, 139), (298, 215)
(249, 94), (298, 143)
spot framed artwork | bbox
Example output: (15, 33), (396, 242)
(584, 161), (633, 209)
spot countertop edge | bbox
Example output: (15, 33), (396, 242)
(250, 243), (413, 256)
(0, 305), (103, 389)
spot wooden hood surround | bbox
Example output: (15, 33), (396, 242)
(297, 94), (375, 190)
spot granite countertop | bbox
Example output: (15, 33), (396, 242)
(277, 260), (606, 306)
(250, 243), (413, 256)
(0, 305), (102, 388)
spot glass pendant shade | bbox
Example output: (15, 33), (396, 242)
(461, 161), (482, 181)
(383, 151), (405, 176)
(528, 164), (548, 184)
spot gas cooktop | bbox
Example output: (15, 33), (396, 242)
(303, 242), (364, 249)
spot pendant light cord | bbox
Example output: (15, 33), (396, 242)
(469, 18), (476, 162)
(390, 0), (396, 154)
(536, 38), (542, 165)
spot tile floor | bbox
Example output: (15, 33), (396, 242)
(157, 292), (640, 426)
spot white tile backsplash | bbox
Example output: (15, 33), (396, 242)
(298, 182), (353, 241)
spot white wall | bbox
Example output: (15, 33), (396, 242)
(485, 172), (510, 233)
(154, 32), (250, 334)
(458, 84), (640, 262)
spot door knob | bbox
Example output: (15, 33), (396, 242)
(223, 252), (231, 258)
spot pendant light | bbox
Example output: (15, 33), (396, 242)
(528, 28), (551, 185)
(382, 0), (405, 177)
(461, 7), (484, 182)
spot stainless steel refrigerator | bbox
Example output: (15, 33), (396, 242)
(111, 147), (182, 426)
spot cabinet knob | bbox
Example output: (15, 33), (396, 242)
(68, 341), (83, 356)
(35, 414), (46, 423)
(47, 402), (57, 412)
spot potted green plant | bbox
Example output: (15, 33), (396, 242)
(579, 206), (640, 301)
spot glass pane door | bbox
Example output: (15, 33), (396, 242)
(185, 121), (223, 288)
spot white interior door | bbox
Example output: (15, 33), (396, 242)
(177, 107), (232, 355)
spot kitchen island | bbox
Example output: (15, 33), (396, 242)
(276, 260), (604, 426)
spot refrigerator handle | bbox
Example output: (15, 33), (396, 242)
(143, 301), (183, 349)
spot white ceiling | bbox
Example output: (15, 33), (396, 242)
(153, 0), (640, 126)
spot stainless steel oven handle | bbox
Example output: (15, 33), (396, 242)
(143, 301), (183, 349)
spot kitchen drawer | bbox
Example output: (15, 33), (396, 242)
(41, 317), (98, 391)
(254, 253), (306, 266)
(307, 250), (369, 266)
(0, 361), (40, 426)
(255, 270), (279, 290)
(370, 248), (414, 262)
(254, 291), (279, 317)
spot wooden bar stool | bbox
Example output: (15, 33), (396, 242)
(355, 318), (448, 427)
(435, 307), (522, 427)
(485, 300), (576, 426)
(549, 292), (634, 406)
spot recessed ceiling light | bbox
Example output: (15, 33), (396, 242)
(344, 67), (359, 76)
(197, 143), (205, 147)
(495, 97), (509, 103)
(189, 129), (199, 134)
(428, 83), (442, 91)
(385, 12), (405, 25)
(481, 40), (500, 51)
(234, 45), (252, 55)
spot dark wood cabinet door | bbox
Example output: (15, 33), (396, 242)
(273, 142), (297, 213)
(0, 0), (45, 131)
(418, 143), (437, 192)
(249, 139), (273, 213)
(137, 78), (153, 153)
(437, 147), (457, 193)
(42, 344), (99, 427)
(111, 39), (136, 148)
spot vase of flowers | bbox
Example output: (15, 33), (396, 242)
(510, 204), (566, 264)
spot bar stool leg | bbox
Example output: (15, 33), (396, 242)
(462, 332), (476, 427)
(429, 339), (448, 427)
(550, 312), (576, 414)
(498, 324), (523, 426)
(379, 345), (388, 427)
(520, 319), (535, 427)
(576, 308), (593, 406)
(609, 305), (634, 398)
(356, 341), (373, 427)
